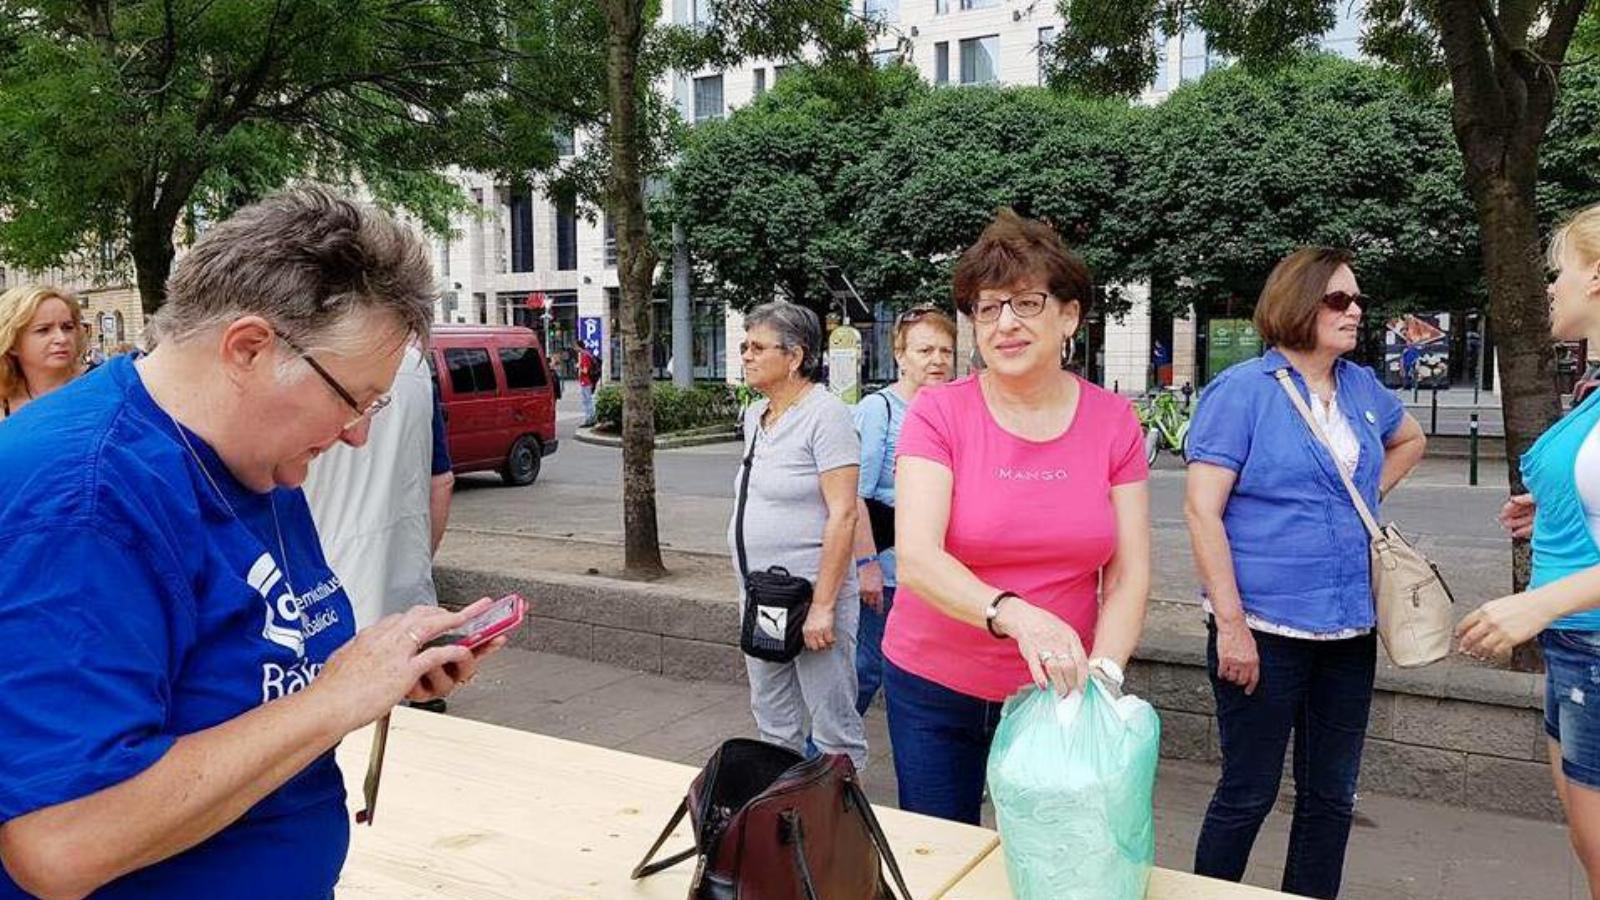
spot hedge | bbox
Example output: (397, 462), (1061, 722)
(591, 382), (741, 434)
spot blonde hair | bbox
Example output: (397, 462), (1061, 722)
(1550, 203), (1600, 271)
(893, 310), (958, 354)
(0, 285), (87, 398)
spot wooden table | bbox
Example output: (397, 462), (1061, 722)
(935, 842), (1291, 899)
(335, 707), (999, 899)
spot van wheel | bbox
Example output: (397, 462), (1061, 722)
(501, 435), (542, 486)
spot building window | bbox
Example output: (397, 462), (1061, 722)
(1037, 26), (1056, 85)
(1180, 28), (1207, 83)
(604, 213), (618, 268)
(509, 190), (535, 273)
(934, 41), (949, 84)
(935, 0), (947, 14)
(693, 74), (724, 123)
(872, 48), (898, 68)
(774, 64), (791, 83)
(554, 128), (576, 157)
(1151, 28), (1170, 92)
(691, 0), (711, 26)
(959, 0), (997, 9)
(864, 0), (898, 23)
(959, 35), (998, 84)
(556, 194), (578, 271)
(1323, 0), (1364, 59)
(439, 237), (451, 276)
(753, 67), (767, 97)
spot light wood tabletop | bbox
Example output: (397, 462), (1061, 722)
(334, 707), (999, 899)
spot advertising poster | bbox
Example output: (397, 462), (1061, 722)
(1384, 313), (1451, 389)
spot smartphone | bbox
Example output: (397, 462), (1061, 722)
(425, 593), (526, 650)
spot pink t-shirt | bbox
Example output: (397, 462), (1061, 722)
(883, 374), (1148, 702)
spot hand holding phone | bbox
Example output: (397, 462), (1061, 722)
(424, 593), (526, 651)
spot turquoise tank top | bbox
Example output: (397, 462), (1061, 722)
(1523, 389), (1600, 630)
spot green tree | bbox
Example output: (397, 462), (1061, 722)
(0, 0), (588, 313)
(1110, 54), (1481, 322)
(1051, 0), (1597, 605)
(671, 61), (926, 319)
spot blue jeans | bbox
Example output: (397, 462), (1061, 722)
(1194, 622), (1376, 899)
(884, 659), (1004, 825)
(1542, 629), (1600, 790)
(579, 383), (596, 425)
(855, 587), (894, 714)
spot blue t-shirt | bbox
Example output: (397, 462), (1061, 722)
(1523, 388), (1600, 631)
(854, 388), (907, 587)
(430, 376), (452, 476)
(1184, 348), (1405, 634)
(0, 356), (356, 899)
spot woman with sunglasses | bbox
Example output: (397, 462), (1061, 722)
(889, 209), (1151, 824)
(1185, 247), (1425, 898)
(850, 306), (957, 715)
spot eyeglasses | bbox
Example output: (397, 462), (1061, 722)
(275, 331), (392, 429)
(896, 306), (940, 326)
(739, 340), (789, 356)
(970, 291), (1049, 324)
(1321, 291), (1371, 313)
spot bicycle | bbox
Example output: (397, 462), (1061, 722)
(1134, 388), (1192, 465)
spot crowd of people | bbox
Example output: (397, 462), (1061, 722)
(727, 203), (1600, 900)
(2, 184), (1600, 899)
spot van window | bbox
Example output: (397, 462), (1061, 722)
(444, 347), (496, 394)
(499, 347), (549, 390)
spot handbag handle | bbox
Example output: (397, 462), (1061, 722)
(845, 776), (915, 900)
(1272, 369), (1383, 542)
(630, 798), (698, 880)
(735, 428), (758, 586)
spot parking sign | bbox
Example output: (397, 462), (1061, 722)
(578, 317), (603, 356)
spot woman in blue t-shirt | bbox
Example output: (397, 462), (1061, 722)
(1184, 247), (1427, 899)
(0, 188), (506, 900)
(848, 307), (956, 715)
(1459, 203), (1600, 896)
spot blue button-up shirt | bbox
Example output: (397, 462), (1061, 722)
(1185, 348), (1404, 634)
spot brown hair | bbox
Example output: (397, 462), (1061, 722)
(1253, 247), (1355, 352)
(893, 309), (957, 354)
(951, 208), (1093, 319)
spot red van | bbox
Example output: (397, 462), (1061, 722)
(427, 325), (559, 485)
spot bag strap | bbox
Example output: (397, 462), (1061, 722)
(845, 777), (915, 900)
(1272, 369), (1382, 541)
(630, 798), (699, 880)
(735, 427), (758, 584)
(781, 810), (823, 900)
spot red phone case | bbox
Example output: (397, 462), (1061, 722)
(456, 593), (526, 649)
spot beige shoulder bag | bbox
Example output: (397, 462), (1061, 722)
(1274, 370), (1453, 667)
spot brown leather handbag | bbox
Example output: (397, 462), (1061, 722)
(631, 739), (914, 900)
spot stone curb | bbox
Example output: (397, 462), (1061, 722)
(438, 561), (1561, 821)
(572, 425), (739, 450)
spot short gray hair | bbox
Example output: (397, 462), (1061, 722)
(153, 186), (435, 353)
(744, 301), (822, 379)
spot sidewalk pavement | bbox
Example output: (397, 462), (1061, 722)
(445, 647), (1585, 900)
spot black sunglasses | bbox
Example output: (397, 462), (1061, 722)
(1321, 291), (1371, 313)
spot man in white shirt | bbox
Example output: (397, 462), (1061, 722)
(303, 343), (455, 640)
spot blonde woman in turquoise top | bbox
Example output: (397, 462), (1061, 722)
(1460, 202), (1600, 897)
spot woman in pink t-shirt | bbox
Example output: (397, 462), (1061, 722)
(887, 209), (1151, 824)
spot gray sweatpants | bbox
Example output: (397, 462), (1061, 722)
(743, 595), (869, 772)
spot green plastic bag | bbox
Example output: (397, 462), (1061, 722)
(986, 678), (1161, 900)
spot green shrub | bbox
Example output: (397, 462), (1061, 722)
(591, 382), (740, 434)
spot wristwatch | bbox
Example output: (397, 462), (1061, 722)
(985, 591), (1020, 639)
(1089, 656), (1125, 688)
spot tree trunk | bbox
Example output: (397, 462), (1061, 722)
(1465, 159), (1556, 672)
(129, 206), (177, 317)
(602, 0), (667, 577)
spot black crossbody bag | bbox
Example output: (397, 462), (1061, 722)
(861, 392), (896, 551)
(736, 429), (813, 663)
